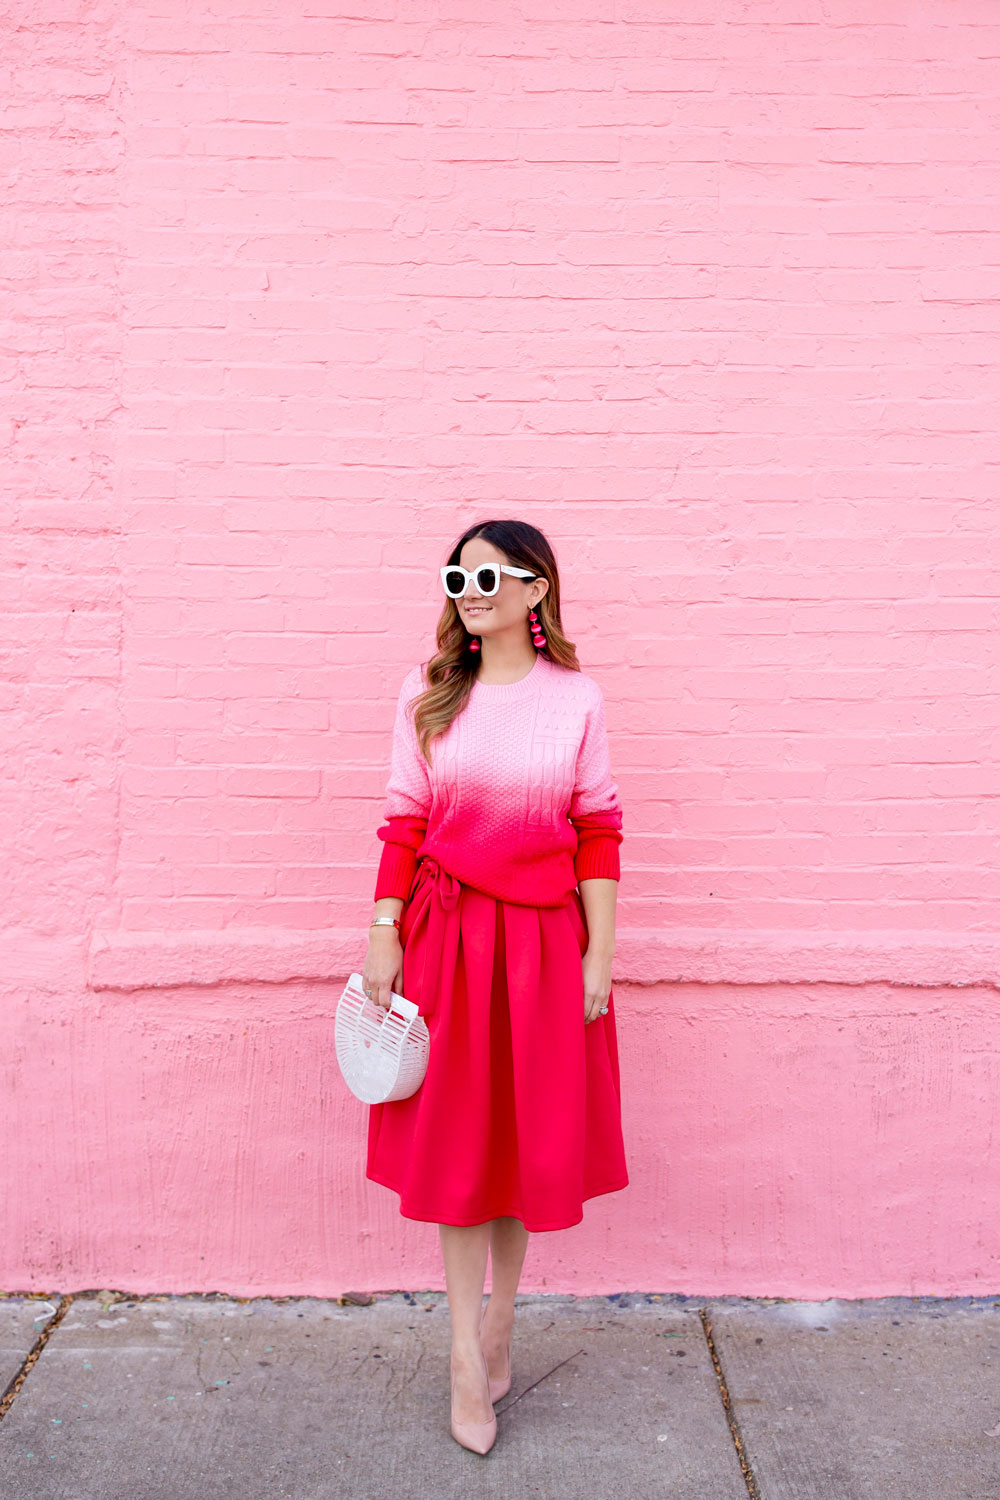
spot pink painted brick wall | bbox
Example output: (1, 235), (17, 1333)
(3, 0), (1000, 1298)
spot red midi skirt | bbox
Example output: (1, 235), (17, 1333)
(365, 855), (629, 1232)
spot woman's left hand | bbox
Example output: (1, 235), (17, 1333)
(582, 946), (613, 1025)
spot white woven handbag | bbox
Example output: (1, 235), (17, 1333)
(335, 971), (430, 1104)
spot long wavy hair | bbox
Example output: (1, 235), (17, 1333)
(411, 520), (580, 764)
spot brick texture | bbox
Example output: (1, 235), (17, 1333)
(4, 3), (1000, 1297)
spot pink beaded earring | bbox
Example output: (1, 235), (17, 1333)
(529, 607), (546, 650)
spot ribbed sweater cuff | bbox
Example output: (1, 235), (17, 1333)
(574, 834), (622, 884)
(374, 841), (417, 902)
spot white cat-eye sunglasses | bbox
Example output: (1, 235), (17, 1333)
(440, 563), (538, 598)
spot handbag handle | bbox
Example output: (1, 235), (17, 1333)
(385, 993), (419, 1023)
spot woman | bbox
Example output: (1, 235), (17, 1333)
(361, 518), (628, 1455)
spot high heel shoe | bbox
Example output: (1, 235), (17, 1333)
(449, 1348), (497, 1455)
(479, 1305), (512, 1403)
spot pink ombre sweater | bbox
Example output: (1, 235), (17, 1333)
(374, 652), (623, 908)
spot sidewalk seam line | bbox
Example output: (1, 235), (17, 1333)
(700, 1305), (762, 1500)
(0, 1294), (75, 1423)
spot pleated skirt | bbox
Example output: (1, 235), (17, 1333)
(365, 855), (629, 1232)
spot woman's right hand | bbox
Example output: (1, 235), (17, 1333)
(362, 929), (404, 1012)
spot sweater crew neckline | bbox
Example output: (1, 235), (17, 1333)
(471, 652), (546, 699)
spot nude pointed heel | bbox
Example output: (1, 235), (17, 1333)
(449, 1348), (497, 1455)
(479, 1305), (512, 1404)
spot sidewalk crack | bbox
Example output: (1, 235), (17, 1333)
(0, 1293), (75, 1423)
(700, 1305), (762, 1500)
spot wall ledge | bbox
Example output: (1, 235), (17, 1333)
(85, 927), (1000, 993)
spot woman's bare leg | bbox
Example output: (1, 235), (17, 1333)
(439, 1222), (493, 1424)
(481, 1215), (529, 1378)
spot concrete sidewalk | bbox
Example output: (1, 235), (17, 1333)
(1, 1290), (999, 1499)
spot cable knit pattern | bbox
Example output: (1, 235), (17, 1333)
(374, 652), (623, 907)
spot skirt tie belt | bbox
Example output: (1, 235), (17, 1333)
(415, 856), (462, 910)
(402, 856), (462, 1018)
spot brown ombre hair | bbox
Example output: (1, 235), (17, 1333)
(411, 520), (580, 764)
